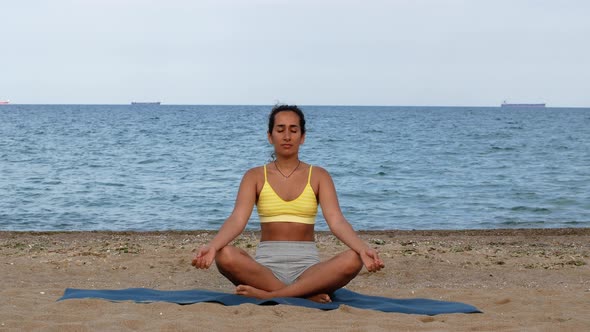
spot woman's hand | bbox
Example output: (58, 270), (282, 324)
(191, 245), (217, 269)
(360, 248), (385, 272)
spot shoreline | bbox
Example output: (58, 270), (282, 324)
(3, 226), (590, 235)
(2, 228), (589, 331)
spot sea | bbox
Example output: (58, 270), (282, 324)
(1, 104), (589, 231)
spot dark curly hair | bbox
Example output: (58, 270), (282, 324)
(268, 104), (306, 135)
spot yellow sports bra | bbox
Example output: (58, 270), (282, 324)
(257, 164), (318, 224)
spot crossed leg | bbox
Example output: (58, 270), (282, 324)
(215, 245), (363, 302)
(215, 245), (286, 291)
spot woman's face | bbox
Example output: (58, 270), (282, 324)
(268, 111), (305, 157)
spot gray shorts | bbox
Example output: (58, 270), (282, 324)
(255, 241), (320, 285)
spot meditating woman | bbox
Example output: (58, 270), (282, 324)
(192, 104), (384, 302)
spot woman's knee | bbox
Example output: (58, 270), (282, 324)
(215, 246), (243, 269)
(341, 250), (363, 275)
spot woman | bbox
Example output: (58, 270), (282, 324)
(192, 104), (384, 303)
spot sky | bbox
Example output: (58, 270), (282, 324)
(1, 0), (589, 107)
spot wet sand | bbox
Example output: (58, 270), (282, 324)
(1, 228), (589, 331)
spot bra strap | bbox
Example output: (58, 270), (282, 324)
(307, 165), (313, 184)
(264, 164), (268, 182)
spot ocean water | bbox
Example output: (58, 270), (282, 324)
(1, 104), (589, 231)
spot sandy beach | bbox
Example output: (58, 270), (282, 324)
(1, 228), (589, 331)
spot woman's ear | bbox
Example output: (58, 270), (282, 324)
(267, 131), (273, 144)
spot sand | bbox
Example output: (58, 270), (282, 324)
(1, 228), (589, 331)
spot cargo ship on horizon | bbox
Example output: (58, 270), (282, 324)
(0, 100), (9, 104)
(501, 100), (545, 108)
(131, 101), (161, 105)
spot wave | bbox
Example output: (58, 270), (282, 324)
(510, 206), (551, 213)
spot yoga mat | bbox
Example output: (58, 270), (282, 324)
(59, 288), (481, 315)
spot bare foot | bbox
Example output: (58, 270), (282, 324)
(306, 293), (332, 303)
(235, 285), (273, 299)
(236, 285), (332, 303)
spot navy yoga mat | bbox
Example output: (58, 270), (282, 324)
(59, 288), (481, 315)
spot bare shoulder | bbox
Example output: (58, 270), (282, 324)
(243, 166), (264, 180)
(310, 165), (334, 183)
(241, 166), (265, 190)
(311, 166), (338, 201)
(311, 165), (331, 177)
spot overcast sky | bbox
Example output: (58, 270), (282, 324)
(1, 0), (589, 106)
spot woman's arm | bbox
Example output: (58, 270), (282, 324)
(316, 167), (384, 272)
(192, 168), (259, 269)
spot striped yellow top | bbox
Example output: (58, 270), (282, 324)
(257, 164), (318, 224)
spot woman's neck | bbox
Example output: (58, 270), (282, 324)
(274, 156), (300, 168)
(273, 158), (301, 179)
